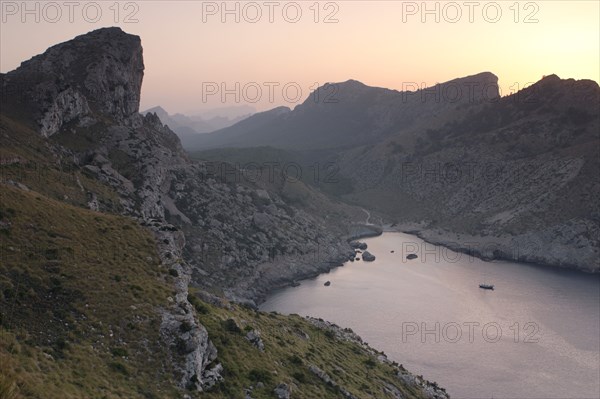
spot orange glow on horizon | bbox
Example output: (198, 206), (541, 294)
(1, 1), (598, 113)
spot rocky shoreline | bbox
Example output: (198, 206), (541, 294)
(0, 27), (451, 397)
(346, 223), (383, 241)
(385, 223), (599, 273)
(237, 224), (384, 306)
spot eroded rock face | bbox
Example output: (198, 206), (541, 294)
(152, 224), (222, 390)
(4, 27), (363, 392)
(2, 27), (221, 391)
(2, 27), (144, 136)
(335, 76), (600, 272)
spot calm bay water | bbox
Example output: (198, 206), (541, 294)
(260, 232), (600, 399)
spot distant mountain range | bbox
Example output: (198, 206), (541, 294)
(1, 25), (598, 398)
(186, 73), (500, 150)
(2, 28), (453, 398)
(190, 73), (600, 271)
(141, 105), (253, 147)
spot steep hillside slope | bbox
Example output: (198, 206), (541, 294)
(186, 74), (600, 271)
(337, 75), (600, 271)
(1, 27), (447, 398)
(0, 182), (442, 399)
(0, 184), (178, 398)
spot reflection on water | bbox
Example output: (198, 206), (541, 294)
(260, 232), (600, 399)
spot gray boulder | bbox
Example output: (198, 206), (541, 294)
(362, 251), (376, 262)
(350, 241), (368, 250)
(245, 330), (265, 352)
(274, 383), (291, 399)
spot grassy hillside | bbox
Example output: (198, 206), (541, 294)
(0, 114), (121, 212)
(1, 118), (441, 398)
(0, 184), (177, 398)
(0, 184), (440, 398)
(188, 293), (438, 399)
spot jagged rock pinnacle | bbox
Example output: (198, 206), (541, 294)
(2, 27), (144, 136)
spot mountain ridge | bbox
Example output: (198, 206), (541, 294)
(335, 73), (600, 271)
(140, 106), (253, 149)
(0, 27), (449, 398)
(188, 73), (600, 271)
(186, 72), (501, 150)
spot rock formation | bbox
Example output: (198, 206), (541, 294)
(2, 27), (144, 136)
(0, 27), (362, 390)
(362, 251), (376, 261)
(183, 71), (600, 272)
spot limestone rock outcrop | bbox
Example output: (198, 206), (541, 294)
(1, 27), (362, 391)
(2, 27), (144, 136)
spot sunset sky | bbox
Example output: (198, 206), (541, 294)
(1, 1), (598, 113)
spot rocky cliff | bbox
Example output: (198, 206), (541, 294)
(1, 27), (223, 390)
(184, 73), (600, 272)
(338, 75), (600, 271)
(1, 27), (401, 394)
(2, 27), (144, 137)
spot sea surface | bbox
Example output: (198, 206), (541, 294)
(260, 232), (600, 399)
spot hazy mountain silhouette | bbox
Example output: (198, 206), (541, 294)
(187, 73), (499, 150)
(141, 106), (252, 147)
(2, 27), (448, 397)
(190, 73), (600, 271)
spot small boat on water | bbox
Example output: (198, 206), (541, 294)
(479, 284), (494, 290)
